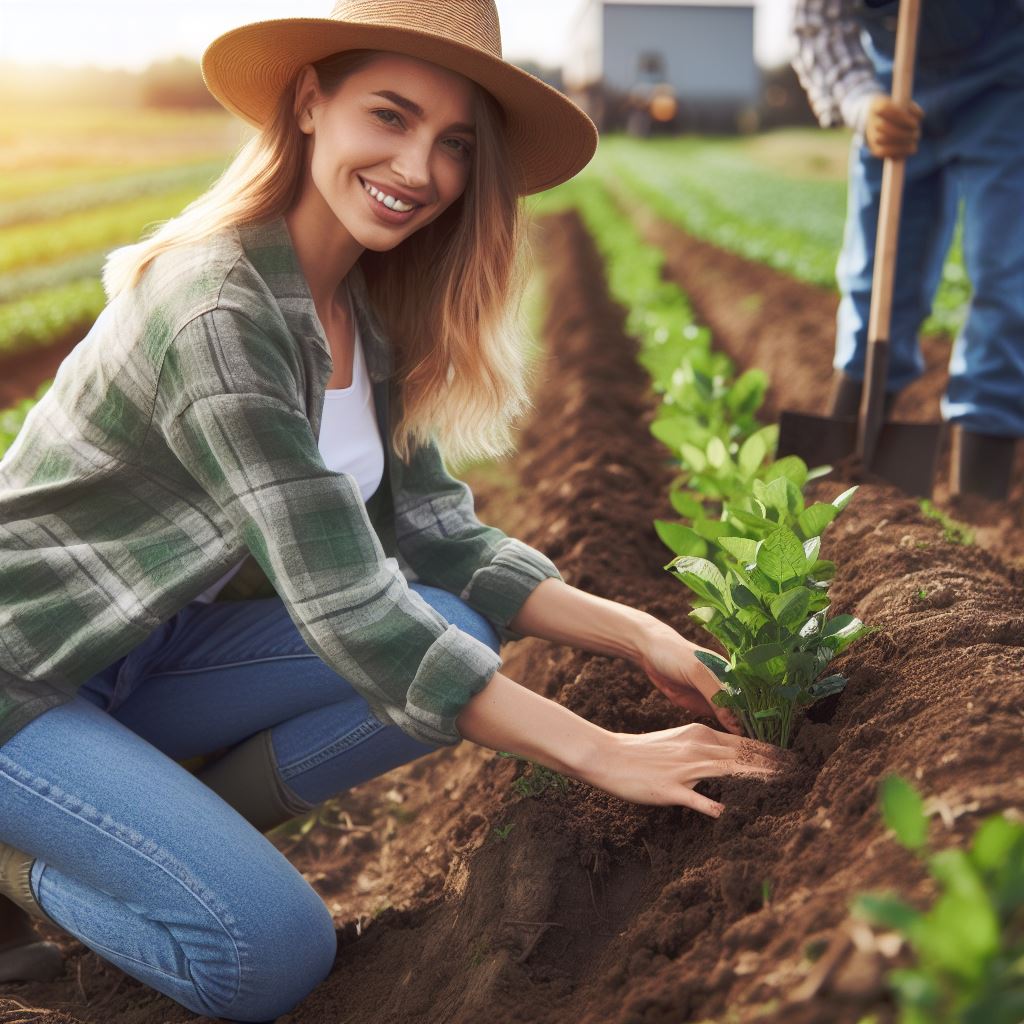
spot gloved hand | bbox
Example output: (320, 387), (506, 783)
(864, 94), (924, 158)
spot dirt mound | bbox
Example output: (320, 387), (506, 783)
(3, 211), (1021, 1024)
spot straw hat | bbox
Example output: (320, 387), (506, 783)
(202, 0), (598, 195)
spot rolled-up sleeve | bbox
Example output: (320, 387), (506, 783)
(157, 311), (501, 747)
(791, 0), (883, 130)
(392, 439), (563, 643)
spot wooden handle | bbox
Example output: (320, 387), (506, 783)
(859, 0), (922, 463)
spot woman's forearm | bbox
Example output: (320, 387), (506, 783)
(454, 670), (608, 781)
(507, 578), (667, 661)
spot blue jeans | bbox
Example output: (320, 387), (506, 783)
(0, 583), (500, 1022)
(835, 13), (1024, 436)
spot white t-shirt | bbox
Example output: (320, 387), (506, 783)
(193, 297), (385, 604)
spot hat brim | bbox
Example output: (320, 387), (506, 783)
(201, 19), (597, 195)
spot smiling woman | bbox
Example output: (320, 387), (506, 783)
(0, 0), (786, 1018)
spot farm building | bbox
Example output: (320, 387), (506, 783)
(564, 0), (760, 132)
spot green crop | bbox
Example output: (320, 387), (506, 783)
(0, 278), (105, 357)
(855, 777), (1024, 1024)
(667, 485), (869, 748)
(594, 134), (970, 339)
(0, 382), (51, 460)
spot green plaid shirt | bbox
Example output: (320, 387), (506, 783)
(0, 217), (561, 748)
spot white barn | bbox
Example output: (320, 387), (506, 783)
(564, 0), (759, 131)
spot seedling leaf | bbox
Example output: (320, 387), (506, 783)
(655, 520), (707, 558)
(695, 650), (730, 680)
(832, 485), (859, 511)
(756, 527), (808, 583)
(881, 776), (928, 851)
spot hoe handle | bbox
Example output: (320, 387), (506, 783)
(858, 0), (922, 464)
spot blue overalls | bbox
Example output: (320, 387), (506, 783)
(835, 0), (1024, 436)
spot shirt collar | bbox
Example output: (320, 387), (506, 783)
(235, 215), (393, 384)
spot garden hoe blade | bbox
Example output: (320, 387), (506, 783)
(776, 0), (943, 498)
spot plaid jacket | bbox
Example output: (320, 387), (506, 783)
(0, 217), (561, 749)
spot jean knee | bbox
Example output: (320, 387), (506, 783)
(460, 606), (501, 653)
(201, 879), (337, 1021)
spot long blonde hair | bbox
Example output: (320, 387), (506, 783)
(104, 51), (532, 465)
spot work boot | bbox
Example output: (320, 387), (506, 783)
(196, 729), (315, 834)
(0, 846), (63, 983)
(827, 372), (897, 418)
(950, 427), (1016, 500)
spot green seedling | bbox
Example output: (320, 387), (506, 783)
(492, 823), (516, 842)
(497, 752), (570, 798)
(855, 776), (1024, 1024)
(667, 488), (869, 748)
(919, 499), (975, 546)
(917, 588), (929, 601)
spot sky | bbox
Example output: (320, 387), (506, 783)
(0, 0), (798, 72)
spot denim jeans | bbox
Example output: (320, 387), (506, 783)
(0, 583), (500, 1021)
(834, 12), (1024, 436)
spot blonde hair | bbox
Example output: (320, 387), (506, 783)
(103, 51), (532, 466)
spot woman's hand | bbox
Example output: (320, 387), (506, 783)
(456, 671), (788, 818)
(585, 723), (787, 816)
(637, 621), (745, 736)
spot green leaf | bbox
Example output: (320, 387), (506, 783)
(808, 673), (846, 699)
(763, 455), (809, 490)
(822, 615), (870, 655)
(725, 369), (768, 417)
(756, 527), (808, 583)
(706, 436), (728, 470)
(832, 485), (859, 511)
(730, 583), (761, 608)
(854, 892), (922, 932)
(737, 431), (769, 477)
(669, 488), (706, 520)
(654, 520), (707, 558)
(808, 559), (836, 581)
(753, 708), (781, 720)
(744, 642), (787, 665)
(881, 775), (928, 851)
(802, 536), (821, 565)
(650, 417), (693, 452)
(679, 442), (707, 473)
(770, 587), (812, 629)
(690, 606), (717, 624)
(971, 814), (1024, 873)
(719, 536), (759, 564)
(796, 502), (840, 539)
(695, 650), (730, 680)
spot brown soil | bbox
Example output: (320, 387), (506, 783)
(3, 211), (1022, 1024)
(0, 331), (86, 408)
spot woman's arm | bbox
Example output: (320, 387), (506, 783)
(454, 670), (783, 816)
(507, 578), (744, 734)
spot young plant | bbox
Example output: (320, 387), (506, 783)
(666, 487), (869, 747)
(855, 777), (1024, 1024)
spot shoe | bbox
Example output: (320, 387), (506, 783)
(0, 896), (63, 983)
(950, 427), (1016, 500)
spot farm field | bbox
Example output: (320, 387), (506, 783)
(2, 119), (1022, 1024)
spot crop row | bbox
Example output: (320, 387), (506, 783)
(0, 159), (228, 230)
(549, 175), (1022, 1023)
(0, 382), (50, 459)
(555, 174), (866, 747)
(595, 135), (970, 339)
(0, 183), (215, 276)
(0, 278), (106, 359)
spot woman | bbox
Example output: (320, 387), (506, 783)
(0, 1), (782, 1018)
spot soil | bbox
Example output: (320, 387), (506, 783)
(0, 331), (86, 408)
(2, 211), (1022, 1024)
